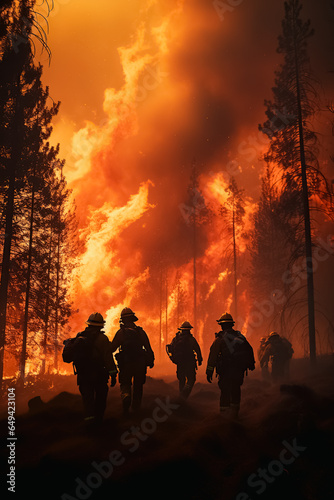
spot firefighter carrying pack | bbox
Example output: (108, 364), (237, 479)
(167, 333), (195, 365)
(280, 337), (294, 359)
(115, 325), (149, 368)
(62, 331), (100, 374)
(216, 330), (255, 374)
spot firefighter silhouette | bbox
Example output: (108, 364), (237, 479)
(206, 312), (255, 418)
(110, 307), (154, 415)
(166, 321), (202, 399)
(62, 312), (117, 426)
(262, 332), (294, 382)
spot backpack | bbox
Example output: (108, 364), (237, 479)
(281, 337), (294, 359)
(169, 333), (195, 365)
(120, 326), (145, 362)
(62, 332), (100, 373)
(268, 336), (294, 362)
(216, 330), (255, 374)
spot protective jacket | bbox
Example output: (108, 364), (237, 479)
(110, 323), (154, 368)
(206, 328), (255, 377)
(110, 322), (154, 412)
(73, 326), (117, 385)
(262, 335), (293, 364)
(169, 331), (202, 367)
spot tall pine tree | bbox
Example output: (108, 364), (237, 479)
(259, 0), (331, 364)
(0, 0), (76, 386)
(220, 176), (245, 320)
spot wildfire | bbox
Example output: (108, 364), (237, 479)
(219, 270), (230, 282)
(13, 0), (312, 379)
(76, 182), (154, 289)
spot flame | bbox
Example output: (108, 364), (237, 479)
(225, 293), (234, 313)
(218, 270), (230, 281)
(75, 182), (154, 290)
(204, 171), (231, 205)
(206, 283), (217, 300)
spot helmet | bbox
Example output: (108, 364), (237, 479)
(217, 312), (235, 324)
(269, 331), (279, 337)
(178, 321), (193, 330)
(86, 312), (105, 327)
(120, 307), (138, 322)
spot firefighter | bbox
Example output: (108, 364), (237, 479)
(281, 336), (294, 378)
(110, 307), (154, 415)
(258, 336), (270, 381)
(63, 312), (118, 426)
(167, 321), (202, 399)
(206, 312), (255, 418)
(262, 331), (293, 382)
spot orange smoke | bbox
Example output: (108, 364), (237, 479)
(36, 0), (292, 366)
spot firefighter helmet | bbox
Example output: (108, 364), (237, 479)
(120, 307), (138, 322)
(217, 312), (235, 324)
(178, 321), (193, 330)
(269, 331), (279, 337)
(86, 312), (105, 327)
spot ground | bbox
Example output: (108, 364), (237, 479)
(1, 357), (334, 500)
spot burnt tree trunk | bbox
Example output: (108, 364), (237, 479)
(293, 6), (316, 365)
(0, 73), (24, 391)
(19, 166), (36, 382)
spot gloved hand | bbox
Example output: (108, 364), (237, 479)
(110, 374), (117, 387)
(206, 372), (212, 383)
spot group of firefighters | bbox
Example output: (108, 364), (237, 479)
(62, 308), (294, 426)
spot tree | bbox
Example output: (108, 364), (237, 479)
(180, 160), (208, 338)
(0, 2), (42, 387)
(0, 0), (76, 385)
(259, 0), (331, 365)
(220, 176), (245, 319)
(19, 159), (76, 378)
(248, 165), (303, 321)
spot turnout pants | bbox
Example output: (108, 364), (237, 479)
(177, 363), (196, 399)
(218, 371), (244, 411)
(79, 381), (109, 422)
(119, 361), (147, 412)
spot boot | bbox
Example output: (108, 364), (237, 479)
(181, 383), (192, 400)
(122, 395), (131, 417)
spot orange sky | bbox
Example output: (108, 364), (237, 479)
(40, 1), (179, 158)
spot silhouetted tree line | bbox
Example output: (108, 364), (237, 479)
(0, 0), (77, 390)
(248, 0), (333, 360)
